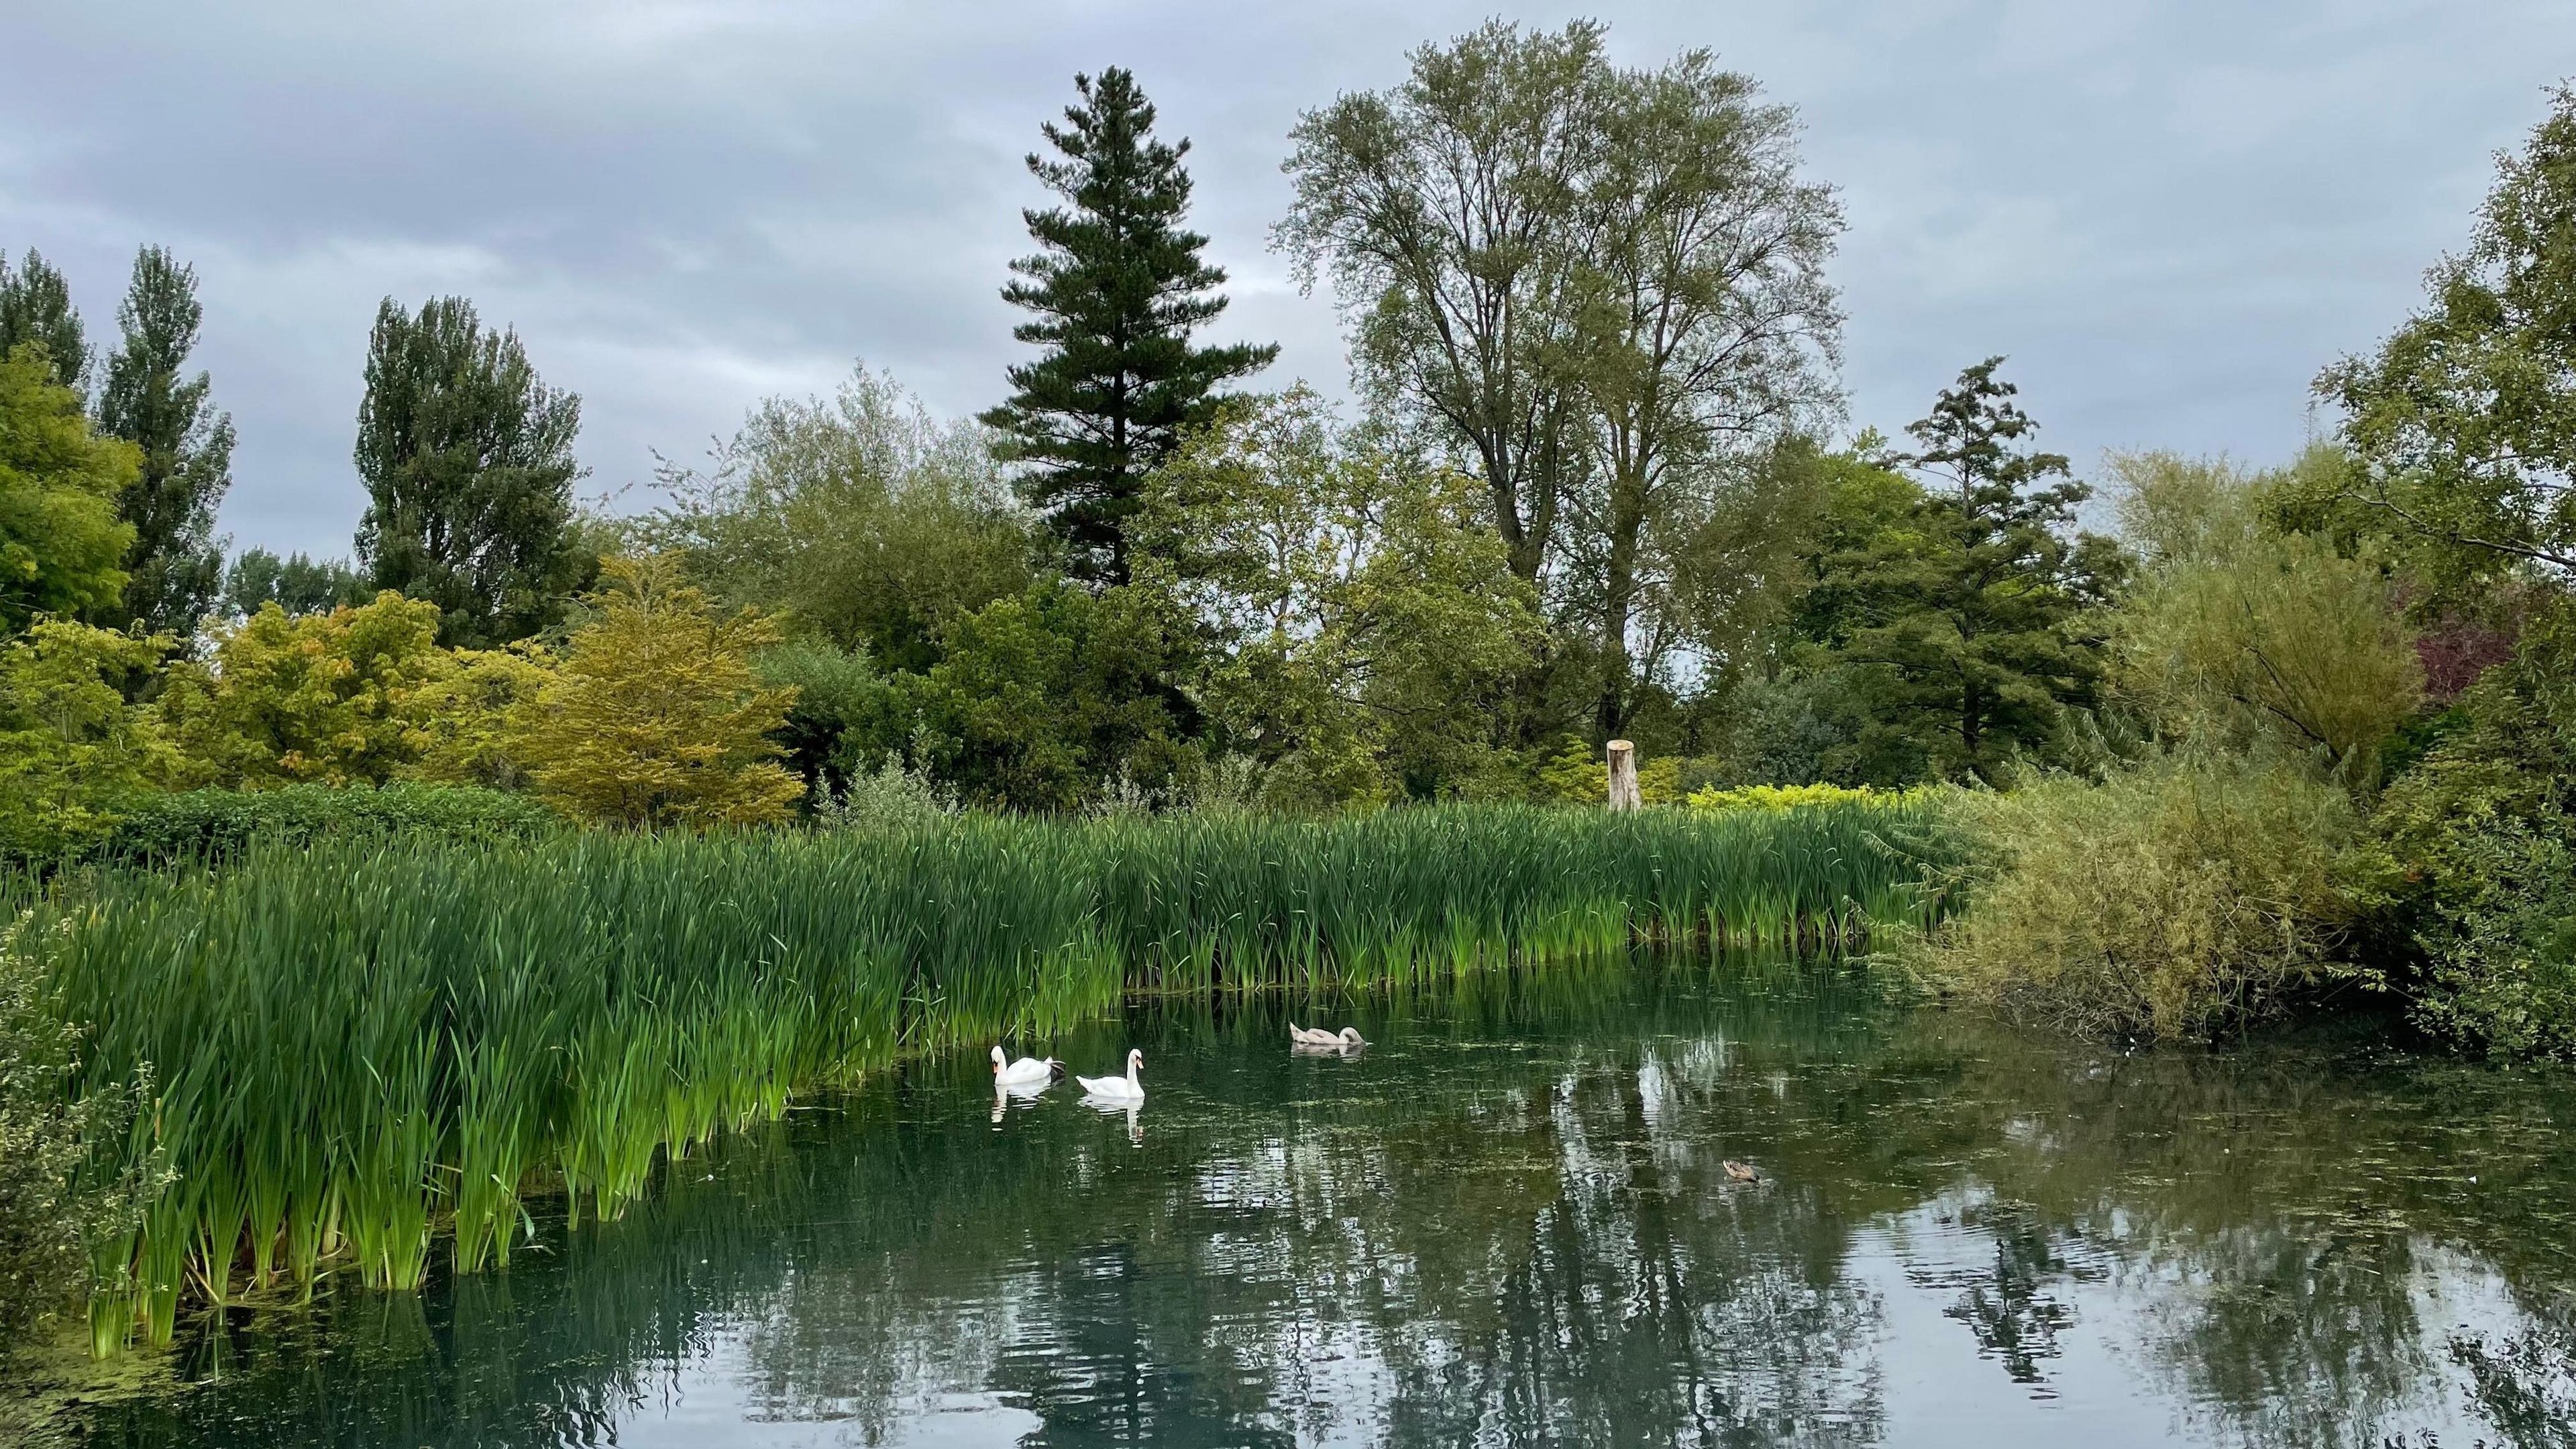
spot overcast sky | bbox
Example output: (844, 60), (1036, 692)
(3, 1), (2568, 559)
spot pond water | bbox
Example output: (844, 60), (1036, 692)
(61, 957), (2576, 1448)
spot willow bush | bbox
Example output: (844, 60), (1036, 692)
(21, 800), (1954, 1351)
(1920, 752), (2362, 1040)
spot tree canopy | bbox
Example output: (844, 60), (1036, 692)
(97, 246), (234, 637)
(981, 67), (1275, 584)
(0, 248), (87, 392)
(0, 347), (136, 635)
(355, 295), (586, 648)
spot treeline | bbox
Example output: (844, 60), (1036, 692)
(1, 25), (2575, 1061)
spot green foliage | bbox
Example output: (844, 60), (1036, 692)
(354, 295), (586, 648)
(2318, 83), (2576, 598)
(1281, 20), (1843, 741)
(1686, 781), (1922, 812)
(220, 547), (372, 618)
(645, 366), (1030, 669)
(95, 246), (233, 637)
(754, 635), (904, 798)
(403, 644), (552, 790)
(92, 781), (559, 868)
(810, 755), (959, 831)
(1553, 54), (1841, 737)
(0, 248), (87, 392)
(2361, 611), (2576, 1057)
(31, 799), (1950, 1346)
(1925, 751), (2364, 1040)
(0, 621), (172, 863)
(1279, 20), (1606, 591)
(506, 556), (803, 828)
(0, 913), (161, 1360)
(2108, 451), (2422, 779)
(904, 579), (1201, 812)
(0, 348), (138, 635)
(1805, 360), (2124, 784)
(983, 68), (1277, 584)
(152, 591), (451, 787)
(1136, 388), (1542, 804)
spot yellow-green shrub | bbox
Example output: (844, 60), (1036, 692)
(1923, 752), (2363, 1040)
(1687, 782), (1896, 812)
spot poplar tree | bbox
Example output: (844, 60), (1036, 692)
(354, 296), (585, 648)
(0, 248), (89, 392)
(97, 246), (234, 635)
(981, 67), (1275, 584)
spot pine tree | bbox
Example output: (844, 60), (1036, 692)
(0, 248), (89, 392)
(1817, 358), (2123, 783)
(981, 68), (1276, 584)
(354, 295), (586, 648)
(97, 246), (234, 636)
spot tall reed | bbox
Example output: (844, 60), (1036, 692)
(21, 801), (1953, 1349)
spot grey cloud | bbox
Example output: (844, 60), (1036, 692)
(1, 0), (2567, 557)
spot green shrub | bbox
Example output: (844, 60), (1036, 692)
(2408, 821), (2576, 1058)
(2361, 649), (2576, 1057)
(1923, 753), (2363, 1040)
(0, 913), (162, 1359)
(93, 782), (559, 867)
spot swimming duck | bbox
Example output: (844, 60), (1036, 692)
(1722, 1160), (1759, 1183)
(1077, 1048), (1145, 1103)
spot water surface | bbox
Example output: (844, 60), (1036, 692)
(66, 958), (2576, 1447)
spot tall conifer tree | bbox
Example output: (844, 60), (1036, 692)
(354, 296), (585, 648)
(1815, 359), (2123, 783)
(97, 245), (234, 635)
(981, 68), (1275, 584)
(0, 248), (89, 392)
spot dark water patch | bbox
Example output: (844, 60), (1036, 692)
(58, 957), (2576, 1448)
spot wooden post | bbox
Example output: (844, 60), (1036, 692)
(1605, 740), (1640, 811)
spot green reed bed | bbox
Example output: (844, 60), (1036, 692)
(17, 801), (1953, 1352)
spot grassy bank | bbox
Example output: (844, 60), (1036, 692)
(17, 800), (1952, 1352)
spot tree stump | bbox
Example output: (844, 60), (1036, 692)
(1606, 740), (1641, 811)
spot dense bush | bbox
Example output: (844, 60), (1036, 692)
(93, 782), (559, 867)
(2361, 632), (2576, 1058)
(1923, 752), (2363, 1040)
(0, 914), (160, 1359)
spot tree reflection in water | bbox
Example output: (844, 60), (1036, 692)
(64, 956), (2576, 1449)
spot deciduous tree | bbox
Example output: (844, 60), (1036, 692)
(0, 248), (87, 392)
(2108, 451), (2421, 780)
(649, 365), (1030, 669)
(154, 591), (450, 787)
(0, 619), (173, 859)
(2318, 83), (2576, 598)
(506, 556), (802, 828)
(221, 547), (372, 618)
(0, 347), (136, 635)
(355, 295), (586, 647)
(1135, 387), (1540, 802)
(97, 246), (234, 636)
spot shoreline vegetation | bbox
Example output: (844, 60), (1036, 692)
(14, 800), (1953, 1354)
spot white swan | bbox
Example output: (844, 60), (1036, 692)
(1290, 1024), (1365, 1048)
(1077, 1048), (1145, 1103)
(991, 1044), (1061, 1087)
